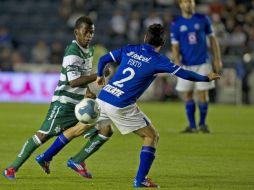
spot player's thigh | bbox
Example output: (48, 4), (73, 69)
(95, 101), (113, 131)
(176, 77), (195, 92)
(38, 102), (78, 137)
(97, 99), (151, 135)
(195, 63), (215, 91)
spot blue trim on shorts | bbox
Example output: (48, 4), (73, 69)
(143, 117), (150, 126)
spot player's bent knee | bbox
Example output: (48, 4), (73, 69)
(145, 130), (159, 146)
(35, 132), (49, 143)
(152, 131), (159, 145)
(99, 125), (114, 137)
(184, 91), (194, 101)
(155, 131), (159, 143)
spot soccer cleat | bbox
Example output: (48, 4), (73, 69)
(67, 159), (92, 179)
(3, 167), (16, 179)
(134, 177), (160, 188)
(199, 124), (210, 133)
(181, 126), (198, 133)
(35, 154), (50, 174)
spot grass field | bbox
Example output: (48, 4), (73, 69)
(0, 102), (254, 190)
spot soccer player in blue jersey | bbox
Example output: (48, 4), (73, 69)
(94, 23), (219, 188)
(28, 23), (219, 187)
(170, 0), (222, 133)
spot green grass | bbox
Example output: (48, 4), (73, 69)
(0, 102), (254, 190)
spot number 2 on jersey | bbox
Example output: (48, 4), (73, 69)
(113, 67), (135, 88)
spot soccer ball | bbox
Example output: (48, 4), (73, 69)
(75, 98), (100, 124)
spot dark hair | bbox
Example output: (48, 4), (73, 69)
(75, 16), (94, 29)
(145, 24), (166, 47)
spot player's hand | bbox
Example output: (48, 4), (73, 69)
(104, 67), (110, 77)
(85, 91), (96, 99)
(207, 72), (220, 81)
(96, 76), (105, 86)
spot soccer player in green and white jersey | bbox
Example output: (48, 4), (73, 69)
(3, 16), (113, 179)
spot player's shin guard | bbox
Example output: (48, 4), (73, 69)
(185, 100), (196, 128)
(198, 102), (208, 126)
(135, 146), (156, 182)
(42, 133), (69, 162)
(71, 134), (108, 162)
(11, 135), (41, 171)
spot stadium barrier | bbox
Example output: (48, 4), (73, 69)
(0, 72), (59, 103)
(1, 70), (253, 104)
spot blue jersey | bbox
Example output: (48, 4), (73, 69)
(170, 13), (214, 66)
(97, 44), (209, 108)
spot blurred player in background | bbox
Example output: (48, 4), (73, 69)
(170, 0), (222, 133)
(3, 16), (112, 180)
(94, 24), (219, 188)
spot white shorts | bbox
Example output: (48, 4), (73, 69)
(176, 63), (215, 92)
(95, 99), (151, 135)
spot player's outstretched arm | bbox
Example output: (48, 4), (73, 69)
(174, 68), (220, 82)
(97, 53), (115, 77)
(69, 74), (97, 88)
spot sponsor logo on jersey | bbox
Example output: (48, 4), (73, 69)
(103, 84), (124, 97)
(194, 23), (200, 30)
(180, 25), (188, 32)
(126, 51), (151, 63)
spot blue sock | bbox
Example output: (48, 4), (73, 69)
(135, 146), (156, 182)
(185, 100), (196, 129)
(198, 102), (208, 126)
(43, 133), (69, 161)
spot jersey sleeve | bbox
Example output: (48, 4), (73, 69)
(63, 55), (83, 81)
(170, 21), (179, 44)
(154, 56), (209, 82)
(97, 47), (124, 76)
(97, 53), (114, 76)
(204, 16), (214, 36)
(109, 47), (123, 63)
(155, 56), (182, 74)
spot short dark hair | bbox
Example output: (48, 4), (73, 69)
(145, 24), (166, 47)
(75, 16), (94, 29)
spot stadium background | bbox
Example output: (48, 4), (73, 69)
(1, 0), (254, 104)
(1, 1), (254, 190)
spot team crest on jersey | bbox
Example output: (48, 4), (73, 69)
(180, 25), (188, 32)
(55, 125), (62, 134)
(188, 32), (197, 44)
(194, 23), (200, 30)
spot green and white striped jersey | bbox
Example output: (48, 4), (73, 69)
(52, 40), (94, 104)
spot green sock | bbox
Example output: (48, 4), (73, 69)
(72, 134), (108, 163)
(11, 135), (41, 171)
(83, 127), (98, 139)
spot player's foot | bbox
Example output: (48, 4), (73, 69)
(199, 124), (210, 133)
(67, 159), (92, 179)
(134, 177), (160, 188)
(35, 154), (51, 174)
(181, 127), (198, 133)
(3, 167), (16, 180)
